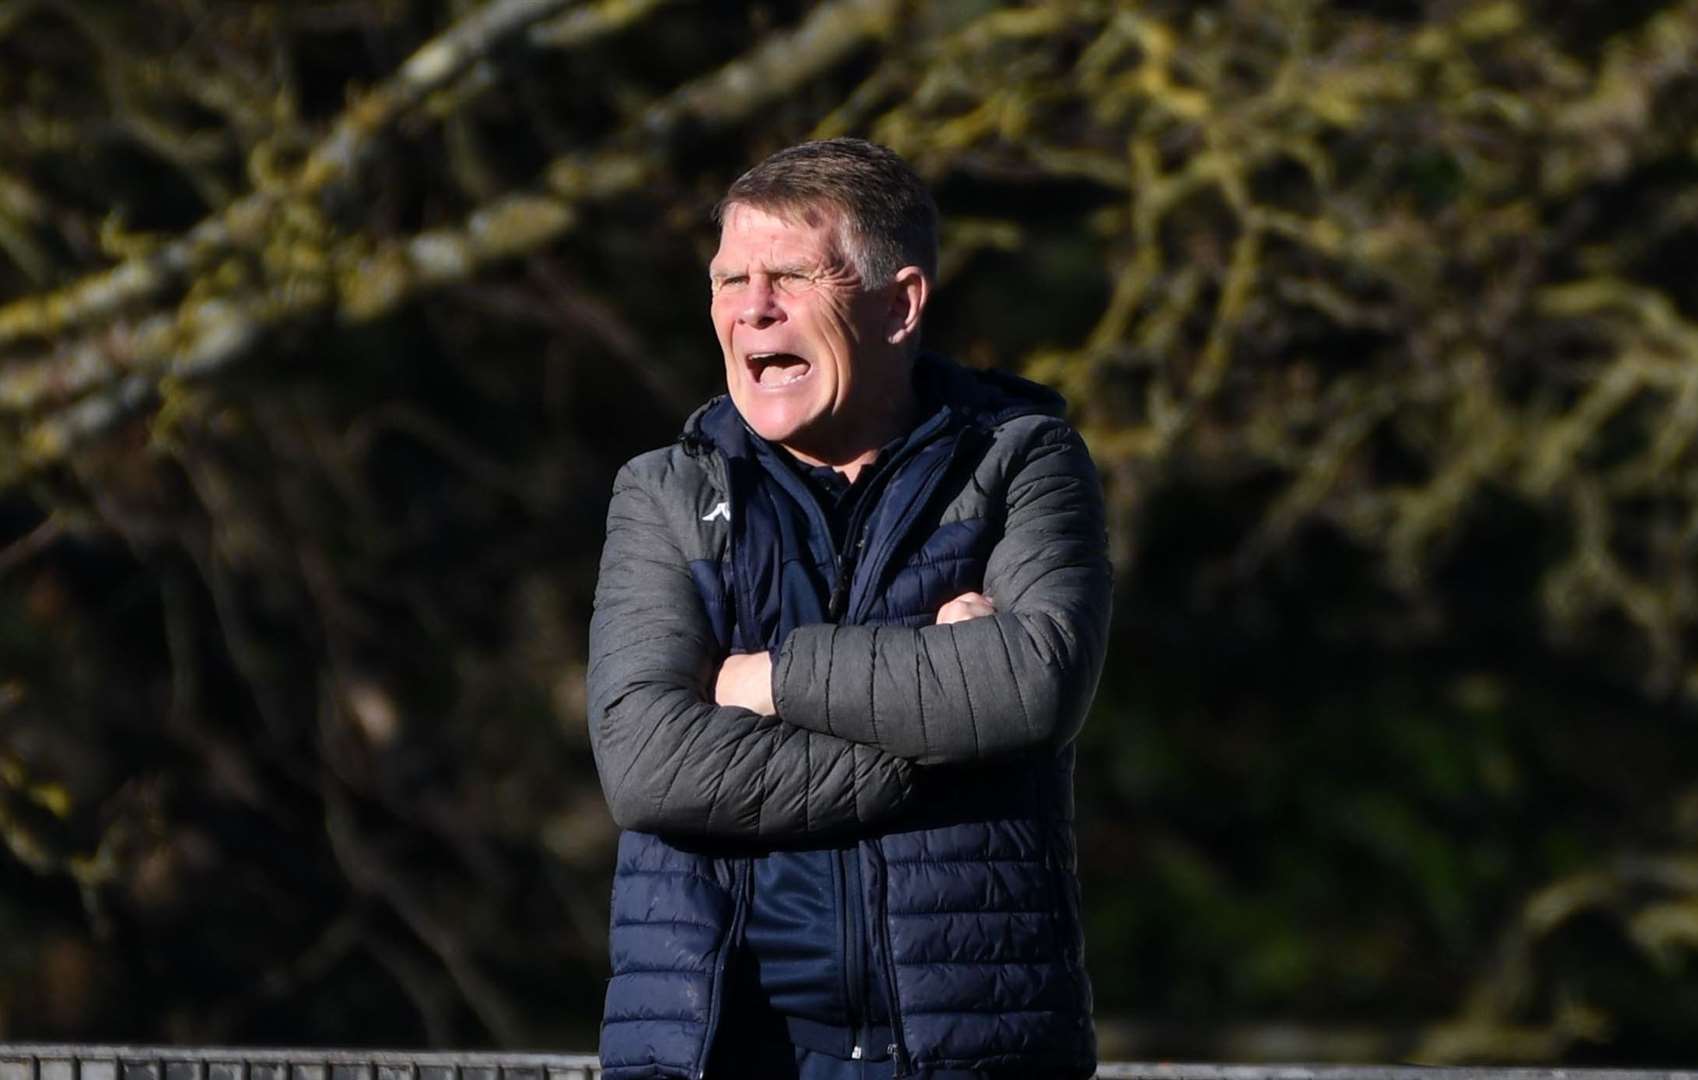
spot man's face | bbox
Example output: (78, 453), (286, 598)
(709, 202), (904, 463)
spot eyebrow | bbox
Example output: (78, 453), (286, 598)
(708, 261), (812, 283)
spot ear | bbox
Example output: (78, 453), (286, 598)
(884, 266), (930, 347)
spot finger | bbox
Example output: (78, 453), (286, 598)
(937, 596), (994, 624)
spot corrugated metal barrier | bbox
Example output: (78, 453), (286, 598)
(2, 1045), (1696, 1080)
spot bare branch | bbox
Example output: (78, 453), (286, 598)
(4, 0), (907, 466)
(323, 780), (528, 1044)
(0, 512), (62, 580)
(296, 0), (582, 196)
(0, 0), (591, 351)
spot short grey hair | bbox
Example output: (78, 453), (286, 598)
(714, 138), (939, 287)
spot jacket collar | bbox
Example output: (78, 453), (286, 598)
(679, 352), (1068, 457)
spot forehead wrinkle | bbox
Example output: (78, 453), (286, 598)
(720, 202), (857, 271)
(711, 235), (836, 281)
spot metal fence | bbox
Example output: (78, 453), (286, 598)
(3, 1046), (1696, 1080)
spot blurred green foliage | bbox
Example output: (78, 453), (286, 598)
(0, 0), (1696, 1066)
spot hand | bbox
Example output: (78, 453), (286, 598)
(936, 590), (995, 625)
(715, 651), (775, 714)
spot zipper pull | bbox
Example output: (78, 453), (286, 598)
(828, 533), (868, 623)
(828, 568), (850, 622)
(888, 1043), (909, 1076)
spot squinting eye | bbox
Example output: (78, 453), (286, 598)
(774, 272), (809, 294)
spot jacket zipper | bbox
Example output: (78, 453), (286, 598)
(718, 440), (881, 1060)
(838, 846), (867, 1057)
(712, 415), (963, 1070)
(696, 859), (751, 1080)
(868, 841), (913, 1076)
(830, 514), (872, 1054)
(827, 419), (946, 622)
(826, 473), (888, 1058)
(822, 421), (965, 1070)
(827, 530), (867, 622)
(843, 424), (981, 626)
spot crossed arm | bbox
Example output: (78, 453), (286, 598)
(586, 462), (915, 840)
(760, 425), (1112, 766)
(586, 423), (1111, 840)
(713, 590), (993, 713)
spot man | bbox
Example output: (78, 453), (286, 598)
(587, 139), (1111, 1079)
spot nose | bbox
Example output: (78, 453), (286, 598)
(737, 274), (783, 328)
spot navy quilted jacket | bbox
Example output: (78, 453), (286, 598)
(587, 355), (1112, 1078)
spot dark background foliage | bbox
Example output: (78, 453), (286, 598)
(1, 0), (1697, 1065)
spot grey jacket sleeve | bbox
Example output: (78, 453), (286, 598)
(771, 421), (1112, 766)
(587, 457), (915, 840)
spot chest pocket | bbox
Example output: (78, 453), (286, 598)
(859, 516), (997, 627)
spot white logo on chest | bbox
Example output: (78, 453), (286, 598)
(701, 501), (730, 523)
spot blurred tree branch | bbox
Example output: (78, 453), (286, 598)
(0, 0), (899, 475)
(2, 0), (1698, 1056)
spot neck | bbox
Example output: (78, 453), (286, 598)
(781, 382), (917, 484)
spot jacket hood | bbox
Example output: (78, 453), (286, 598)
(915, 351), (1068, 427)
(680, 352), (1068, 452)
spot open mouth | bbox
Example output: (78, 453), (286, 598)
(746, 352), (811, 388)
